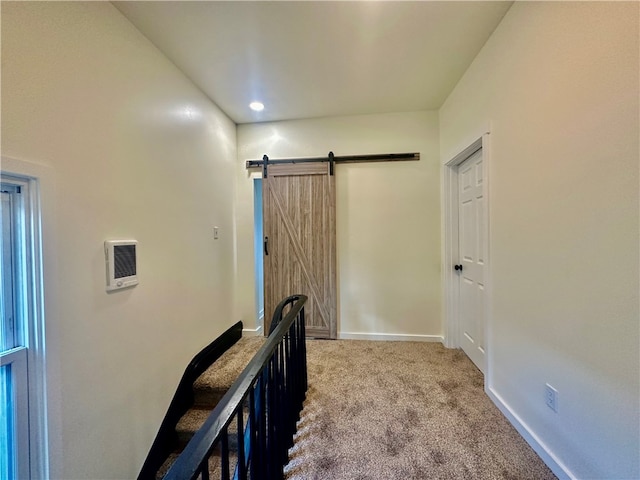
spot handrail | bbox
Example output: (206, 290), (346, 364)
(268, 294), (301, 335)
(163, 294), (308, 480)
(138, 321), (244, 480)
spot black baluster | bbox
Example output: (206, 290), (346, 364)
(249, 384), (258, 480)
(221, 428), (229, 480)
(237, 407), (246, 479)
(200, 460), (210, 480)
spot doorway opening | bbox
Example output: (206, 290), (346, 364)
(253, 178), (264, 332)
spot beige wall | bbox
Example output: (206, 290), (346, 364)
(1, 2), (237, 478)
(440, 2), (639, 478)
(237, 112), (442, 339)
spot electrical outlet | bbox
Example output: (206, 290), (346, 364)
(545, 383), (558, 412)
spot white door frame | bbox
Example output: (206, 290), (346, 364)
(442, 134), (491, 375)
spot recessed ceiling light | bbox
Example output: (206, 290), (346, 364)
(249, 101), (265, 112)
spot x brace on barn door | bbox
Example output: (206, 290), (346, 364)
(245, 151), (420, 177)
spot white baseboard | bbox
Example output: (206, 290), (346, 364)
(486, 386), (574, 480)
(242, 325), (263, 336)
(338, 331), (444, 343)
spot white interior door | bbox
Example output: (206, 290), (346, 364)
(457, 149), (486, 372)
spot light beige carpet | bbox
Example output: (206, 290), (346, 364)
(285, 340), (557, 480)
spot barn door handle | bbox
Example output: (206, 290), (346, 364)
(454, 264), (463, 271)
(264, 236), (269, 256)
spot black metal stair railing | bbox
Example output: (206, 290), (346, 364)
(163, 294), (308, 480)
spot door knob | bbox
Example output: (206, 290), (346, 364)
(264, 236), (269, 256)
(454, 264), (463, 271)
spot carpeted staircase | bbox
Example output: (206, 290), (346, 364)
(155, 335), (266, 479)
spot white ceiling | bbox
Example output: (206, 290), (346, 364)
(114, 1), (512, 124)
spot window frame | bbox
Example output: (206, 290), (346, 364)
(0, 347), (29, 479)
(1, 172), (49, 479)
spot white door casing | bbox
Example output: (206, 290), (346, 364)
(457, 150), (486, 372)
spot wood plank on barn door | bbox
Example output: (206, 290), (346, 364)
(263, 162), (337, 338)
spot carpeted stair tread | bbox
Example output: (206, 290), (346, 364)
(155, 450), (239, 480)
(193, 336), (266, 406)
(175, 407), (250, 450)
(175, 407), (211, 447)
(155, 452), (179, 480)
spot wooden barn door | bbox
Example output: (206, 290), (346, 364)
(263, 162), (337, 338)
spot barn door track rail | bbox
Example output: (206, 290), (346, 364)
(246, 151), (420, 177)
